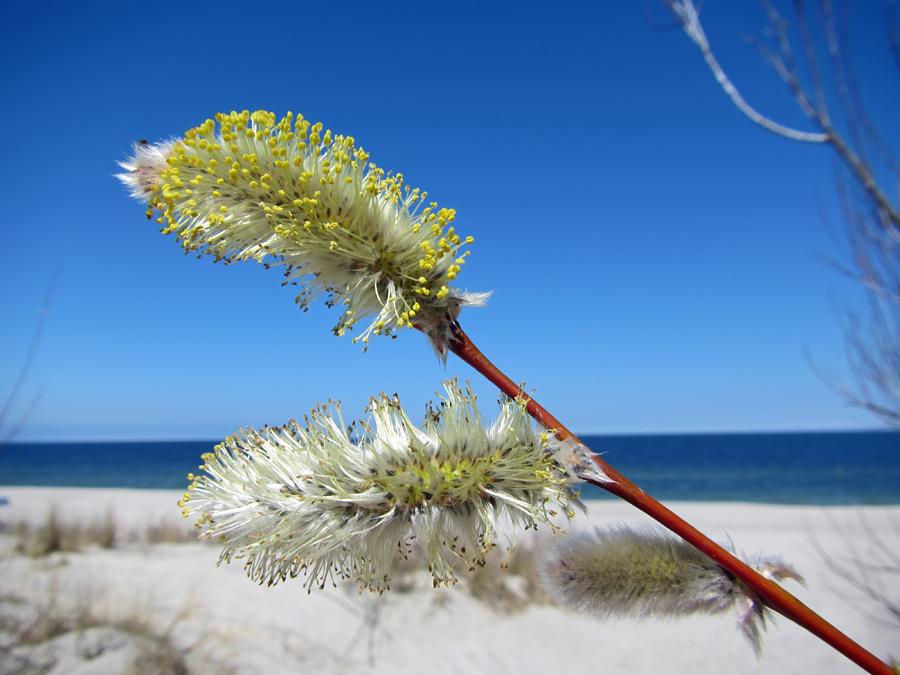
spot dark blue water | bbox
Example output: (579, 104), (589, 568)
(577, 431), (899, 504)
(0, 432), (897, 504)
(0, 440), (216, 491)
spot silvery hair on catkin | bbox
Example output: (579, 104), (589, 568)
(540, 526), (737, 620)
(539, 525), (803, 654)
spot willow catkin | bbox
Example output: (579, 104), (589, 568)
(540, 526), (736, 620)
(540, 526), (804, 655)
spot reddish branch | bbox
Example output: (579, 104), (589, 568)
(447, 322), (893, 675)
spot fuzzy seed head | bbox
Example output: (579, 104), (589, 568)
(182, 379), (578, 593)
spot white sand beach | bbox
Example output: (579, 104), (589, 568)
(0, 487), (897, 674)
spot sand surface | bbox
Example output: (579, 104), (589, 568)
(0, 487), (897, 674)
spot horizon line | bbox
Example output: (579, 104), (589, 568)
(5, 427), (893, 444)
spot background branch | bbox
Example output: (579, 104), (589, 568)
(666, 0), (829, 142)
(0, 265), (60, 445)
(668, 0), (900, 428)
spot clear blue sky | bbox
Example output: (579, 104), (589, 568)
(2, 1), (897, 441)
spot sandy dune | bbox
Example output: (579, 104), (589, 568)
(0, 487), (897, 674)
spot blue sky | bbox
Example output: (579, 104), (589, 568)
(1, 1), (897, 441)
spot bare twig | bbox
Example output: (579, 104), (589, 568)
(794, 0), (832, 125)
(0, 265), (60, 444)
(888, 0), (900, 75)
(446, 322), (895, 675)
(836, 4), (900, 180)
(670, 0), (900, 227)
(667, 0), (829, 142)
(809, 511), (900, 628)
(668, 0), (900, 429)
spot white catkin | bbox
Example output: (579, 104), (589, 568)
(540, 527), (737, 620)
(540, 526), (804, 655)
(182, 379), (581, 592)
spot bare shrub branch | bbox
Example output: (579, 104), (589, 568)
(668, 0), (900, 428)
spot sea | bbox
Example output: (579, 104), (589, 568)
(0, 431), (897, 505)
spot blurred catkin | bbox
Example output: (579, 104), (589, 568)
(540, 526), (803, 654)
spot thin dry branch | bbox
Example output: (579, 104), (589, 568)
(888, 0), (900, 75)
(0, 266), (60, 444)
(809, 511), (900, 629)
(667, 0), (829, 142)
(668, 0), (900, 429)
(670, 0), (900, 228)
(446, 322), (896, 675)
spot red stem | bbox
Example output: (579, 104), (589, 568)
(447, 324), (893, 675)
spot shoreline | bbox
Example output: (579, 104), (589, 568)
(0, 488), (898, 674)
(2, 485), (898, 524)
(3, 430), (897, 506)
